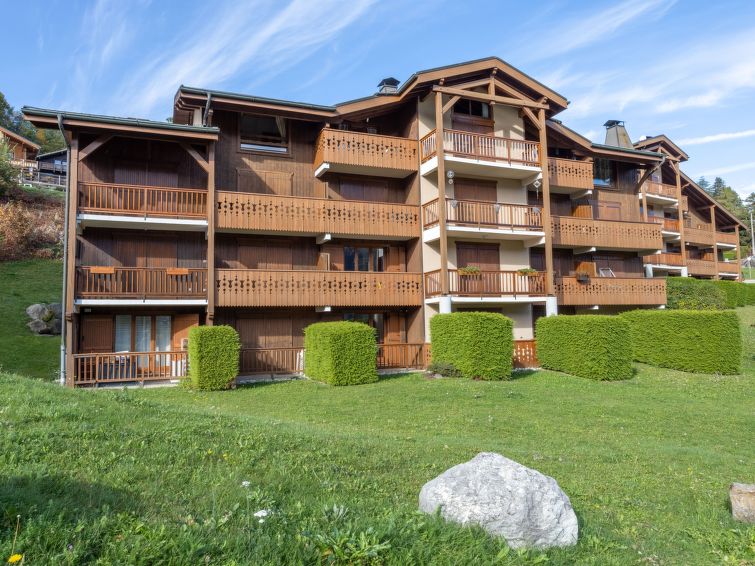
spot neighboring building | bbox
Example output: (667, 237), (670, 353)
(22, 57), (746, 387)
(34, 148), (68, 187)
(1, 125), (39, 169)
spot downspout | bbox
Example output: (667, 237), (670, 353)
(202, 93), (213, 127)
(58, 114), (70, 385)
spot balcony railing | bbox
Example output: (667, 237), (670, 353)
(313, 128), (418, 176)
(547, 158), (593, 190)
(686, 259), (716, 277)
(216, 269), (423, 308)
(718, 262), (739, 275)
(684, 224), (715, 246)
(422, 198), (543, 230)
(648, 216), (680, 233)
(717, 231), (738, 246)
(76, 267), (208, 299)
(424, 270), (546, 297)
(73, 351), (188, 386)
(9, 158), (37, 169)
(216, 191), (419, 239)
(644, 181), (677, 199)
(551, 216), (663, 251)
(643, 252), (685, 267)
(555, 276), (667, 306)
(420, 129), (540, 167)
(78, 182), (208, 218)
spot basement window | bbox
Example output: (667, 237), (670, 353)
(239, 114), (289, 154)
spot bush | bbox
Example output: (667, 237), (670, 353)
(536, 315), (633, 381)
(304, 321), (378, 386)
(430, 312), (513, 380)
(621, 310), (741, 374)
(666, 277), (726, 310)
(187, 325), (240, 390)
(747, 284), (755, 306)
(426, 361), (463, 378)
(712, 280), (741, 309)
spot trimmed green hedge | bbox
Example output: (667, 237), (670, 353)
(304, 321), (378, 386)
(188, 325), (240, 390)
(666, 277), (726, 310)
(747, 283), (755, 306)
(430, 312), (513, 380)
(712, 280), (741, 308)
(536, 315), (633, 381)
(621, 310), (741, 374)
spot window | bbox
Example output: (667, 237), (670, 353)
(344, 246), (385, 272)
(453, 98), (490, 119)
(115, 315), (131, 352)
(593, 158), (615, 188)
(239, 114), (288, 154)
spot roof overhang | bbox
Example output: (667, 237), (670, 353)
(633, 135), (689, 162)
(547, 120), (663, 164)
(680, 171), (747, 230)
(0, 125), (40, 150)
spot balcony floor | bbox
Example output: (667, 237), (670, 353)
(75, 298), (208, 307)
(78, 213), (208, 232)
(423, 224), (545, 245)
(421, 155), (541, 181)
(315, 162), (414, 179)
(425, 296), (547, 305)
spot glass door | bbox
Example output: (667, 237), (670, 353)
(135, 316), (151, 371)
(155, 315), (172, 373)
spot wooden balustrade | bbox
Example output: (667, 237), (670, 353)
(216, 191), (419, 239)
(644, 181), (678, 199)
(643, 252), (685, 266)
(684, 224), (715, 246)
(551, 216), (663, 250)
(314, 128), (418, 174)
(78, 182), (208, 218)
(648, 216), (680, 233)
(425, 270), (546, 297)
(716, 231), (739, 246)
(555, 276), (667, 306)
(422, 198), (543, 230)
(686, 259), (716, 277)
(420, 129), (540, 167)
(73, 351), (188, 386)
(377, 343), (426, 369)
(513, 340), (538, 369)
(547, 158), (593, 190)
(9, 158), (37, 169)
(76, 267), (207, 299)
(718, 262), (739, 275)
(240, 347), (304, 374)
(216, 269), (423, 307)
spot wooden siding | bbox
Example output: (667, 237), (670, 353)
(555, 276), (667, 305)
(77, 230), (206, 268)
(717, 231), (738, 246)
(684, 225), (715, 246)
(73, 351), (187, 386)
(424, 270), (546, 297)
(551, 216), (663, 250)
(644, 181), (677, 199)
(644, 252), (685, 266)
(423, 198), (542, 230)
(686, 259), (716, 277)
(647, 216), (680, 232)
(420, 129), (540, 167)
(547, 158), (592, 190)
(314, 128), (418, 175)
(215, 269), (423, 307)
(718, 262), (739, 274)
(76, 267), (208, 299)
(216, 191), (419, 239)
(78, 182), (207, 218)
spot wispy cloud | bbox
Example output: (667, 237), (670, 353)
(700, 161), (755, 177)
(677, 128), (755, 146)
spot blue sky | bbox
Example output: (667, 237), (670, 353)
(4, 0), (755, 196)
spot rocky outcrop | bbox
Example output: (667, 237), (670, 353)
(26, 303), (62, 335)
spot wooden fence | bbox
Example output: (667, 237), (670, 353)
(78, 182), (208, 218)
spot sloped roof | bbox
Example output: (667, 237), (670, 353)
(0, 125), (40, 150)
(633, 134), (689, 161)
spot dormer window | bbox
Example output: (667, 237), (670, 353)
(239, 114), (288, 154)
(453, 99), (490, 119)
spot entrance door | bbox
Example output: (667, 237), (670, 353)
(456, 243), (500, 294)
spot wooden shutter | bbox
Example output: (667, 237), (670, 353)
(80, 315), (114, 353)
(456, 243), (499, 270)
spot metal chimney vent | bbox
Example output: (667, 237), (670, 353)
(377, 77), (400, 94)
(603, 120), (633, 148)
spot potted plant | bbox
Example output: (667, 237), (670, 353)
(458, 265), (481, 277)
(517, 267), (539, 277)
(576, 271), (590, 283)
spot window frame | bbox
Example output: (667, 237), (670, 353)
(238, 113), (291, 157)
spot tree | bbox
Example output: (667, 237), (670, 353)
(0, 139), (18, 197)
(697, 176), (712, 195)
(0, 90), (65, 154)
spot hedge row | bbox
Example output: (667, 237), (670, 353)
(666, 276), (754, 310)
(430, 312), (513, 380)
(711, 280), (749, 308)
(621, 310), (741, 374)
(536, 315), (633, 381)
(304, 321), (378, 386)
(188, 325), (240, 390)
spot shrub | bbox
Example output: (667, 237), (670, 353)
(621, 310), (741, 374)
(666, 277), (726, 310)
(187, 325), (240, 390)
(426, 361), (463, 378)
(430, 312), (513, 380)
(536, 315), (633, 381)
(736, 282), (748, 307)
(747, 283), (755, 306)
(304, 321), (378, 386)
(712, 280), (741, 309)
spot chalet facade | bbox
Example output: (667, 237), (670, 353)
(22, 57), (746, 387)
(1, 125), (39, 169)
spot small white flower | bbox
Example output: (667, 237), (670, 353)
(241, 481), (251, 488)
(254, 509), (269, 518)
(258, 518), (265, 524)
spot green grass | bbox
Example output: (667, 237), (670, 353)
(1, 308), (753, 564)
(0, 260), (62, 379)
(743, 267), (755, 280)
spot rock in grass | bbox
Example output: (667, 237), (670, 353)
(730, 483), (755, 523)
(419, 452), (578, 549)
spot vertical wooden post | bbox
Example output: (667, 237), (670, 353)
(735, 225), (742, 281)
(640, 175), (648, 222)
(710, 206), (718, 280)
(65, 134), (79, 386)
(206, 141), (216, 325)
(435, 91), (449, 295)
(537, 108), (555, 296)
(674, 162), (687, 271)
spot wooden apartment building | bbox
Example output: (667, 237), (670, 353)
(22, 57), (745, 386)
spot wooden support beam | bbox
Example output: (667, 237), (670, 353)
(441, 95), (460, 115)
(492, 77), (531, 102)
(447, 77), (492, 91)
(673, 161), (687, 272)
(520, 107), (541, 130)
(78, 134), (112, 161)
(64, 135), (79, 386)
(736, 225), (742, 281)
(181, 143), (210, 173)
(432, 85), (548, 110)
(710, 205), (719, 280)
(435, 91), (449, 296)
(537, 108), (555, 296)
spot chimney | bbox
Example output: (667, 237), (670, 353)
(603, 120), (633, 148)
(377, 77), (400, 94)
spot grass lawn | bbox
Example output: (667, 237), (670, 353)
(0, 259), (62, 379)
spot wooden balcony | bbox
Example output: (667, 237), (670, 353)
(644, 252), (685, 267)
(9, 158), (37, 169)
(424, 270), (546, 297)
(547, 158), (593, 191)
(216, 191), (419, 239)
(648, 216), (680, 233)
(422, 198), (543, 231)
(684, 225), (714, 246)
(73, 351), (188, 386)
(551, 216), (663, 251)
(78, 182), (208, 218)
(716, 231), (738, 246)
(555, 276), (667, 306)
(76, 267), (208, 300)
(686, 259), (716, 277)
(644, 181), (677, 199)
(719, 262), (739, 275)
(314, 128), (418, 178)
(216, 269), (423, 308)
(420, 129), (540, 167)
